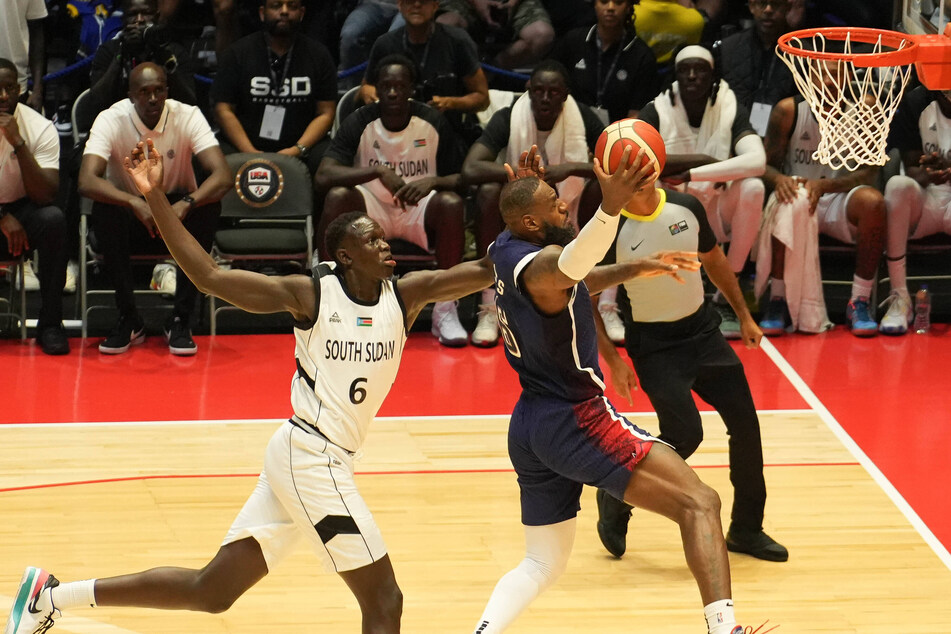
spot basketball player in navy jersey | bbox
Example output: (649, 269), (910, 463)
(472, 149), (753, 633)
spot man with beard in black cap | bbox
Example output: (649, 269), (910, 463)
(211, 0), (337, 174)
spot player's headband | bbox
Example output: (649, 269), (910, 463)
(675, 45), (714, 68)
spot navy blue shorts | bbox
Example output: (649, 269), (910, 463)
(508, 392), (658, 526)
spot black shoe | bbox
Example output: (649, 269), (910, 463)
(164, 315), (197, 356)
(37, 325), (70, 355)
(725, 528), (789, 562)
(596, 488), (634, 558)
(99, 315), (145, 354)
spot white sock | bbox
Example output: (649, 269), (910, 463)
(886, 255), (908, 298)
(598, 285), (618, 307)
(850, 275), (874, 302)
(704, 598), (737, 634)
(770, 278), (785, 299)
(50, 579), (97, 610)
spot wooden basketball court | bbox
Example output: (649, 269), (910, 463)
(2, 330), (950, 632)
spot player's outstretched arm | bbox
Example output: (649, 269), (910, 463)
(125, 139), (315, 322)
(584, 251), (700, 295)
(397, 255), (495, 324)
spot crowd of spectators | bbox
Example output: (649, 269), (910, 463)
(2, 0), (943, 358)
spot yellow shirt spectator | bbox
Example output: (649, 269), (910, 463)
(634, 0), (705, 64)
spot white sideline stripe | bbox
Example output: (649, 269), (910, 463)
(0, 409), (812, 429)
(0, 596), (143, 634)
(760, 337), (951, 572)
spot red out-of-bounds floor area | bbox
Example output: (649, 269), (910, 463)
(2, 325), (949, 554)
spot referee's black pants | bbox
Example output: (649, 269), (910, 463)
(625, 302), (767, 533)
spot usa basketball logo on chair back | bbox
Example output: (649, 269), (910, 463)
(235, 159), (285, 207)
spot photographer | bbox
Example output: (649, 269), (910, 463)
(88, 0), (197, 114)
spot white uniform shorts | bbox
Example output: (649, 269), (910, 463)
(815, 185), (872, 244)
(222, 421), (387, 573)
(913, 183), (951, 239)
(357, 184), (434, 251)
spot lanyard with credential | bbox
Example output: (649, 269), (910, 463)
(595, 33), (626, 109)
(267, 40), (295, 97)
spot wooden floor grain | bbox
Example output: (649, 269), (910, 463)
(2, 412), (950, 632)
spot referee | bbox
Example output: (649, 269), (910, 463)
(592, 184), (788, 562)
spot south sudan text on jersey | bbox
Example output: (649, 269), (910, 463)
(325, 339), (398, 363)
(367, 158), (430, 178)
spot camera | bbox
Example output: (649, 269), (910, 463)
(418, 74), (457, 103)
(142, 23), (171, 50)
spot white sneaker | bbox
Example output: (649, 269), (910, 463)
(431, 300), (468, 347)
(63, 261), (77, 294)
(4, 566), (59, 634)
(150, 262), (177, 298)
(878, 290), (913, 335)
(14, 260), (39, 292)
(599, 302), (626, 345)
(471, 303), (499, 347)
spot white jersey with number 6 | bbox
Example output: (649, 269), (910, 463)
(291, 263), (407, 452)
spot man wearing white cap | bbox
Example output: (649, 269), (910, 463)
(637, 44), (766, 338)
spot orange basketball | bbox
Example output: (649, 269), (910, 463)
(594, 118), (666, 176)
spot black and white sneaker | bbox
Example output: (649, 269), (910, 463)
(164, 315), (197, 356)
(98, 315), (145, 354)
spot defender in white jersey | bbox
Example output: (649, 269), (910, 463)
(755, 95), (886, 336)
(883, 85), (951, 334)
(3, 139), (493, 634)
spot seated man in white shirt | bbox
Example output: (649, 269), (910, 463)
(79, 62), (231, 356)
(639, 46), (767, 339)
(0, 58), (69, 355)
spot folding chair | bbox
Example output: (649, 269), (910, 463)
(0, 255), (28, 340)
(210, 153), (314, 334)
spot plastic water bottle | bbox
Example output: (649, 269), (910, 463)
(914, 285), (931, 334)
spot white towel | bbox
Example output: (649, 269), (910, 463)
(654, 79), (736, 161)
(505, 93), (589, 222)
(754, 189), (832, 334)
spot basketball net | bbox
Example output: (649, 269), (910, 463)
(777, 30), (914, 172)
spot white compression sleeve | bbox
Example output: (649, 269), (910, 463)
(557, 209), (620, 281)
(689, 134), (766, 182)
(472, 518), (576, 634)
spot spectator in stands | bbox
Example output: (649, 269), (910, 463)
(552, 0), (660, 125)
(717, 0), (797, 136)
(755, 94), (885, 337)
(0, 0), (46, 111)
(633, 0), (704, 68)
(211, 0), (336, 175)
(541, 0), (595, 40)
(437, 0), (555, 70)
(360, 0), (489, 145)
(882, 86), (951, 335)
(314, 55), (469, 347)
(0, 58), (69, 355)
(639, 45), (766, 338)
(88, 0), (197, 112)
(79, 62), (231, 355)
(461, 59), (605, 346)
(339, 0), (404, 87)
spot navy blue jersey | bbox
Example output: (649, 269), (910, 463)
(489, 230), (605, 403)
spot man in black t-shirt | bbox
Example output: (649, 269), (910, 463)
(360, 0), (489, 145)
(88, 0), (197, 116)
(211, 0), (336, 174)
(552, 0), (660, 125)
